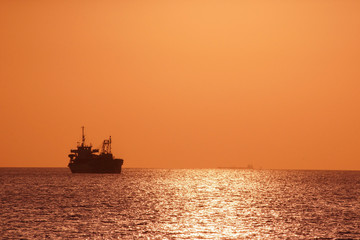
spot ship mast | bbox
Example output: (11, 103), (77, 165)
(81, 126), (85, 146)
(109, 136), (112, 153)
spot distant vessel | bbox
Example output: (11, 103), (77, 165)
(68, 127), (124, 173)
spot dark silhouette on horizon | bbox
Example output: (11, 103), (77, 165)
(68, 127), (124, 173)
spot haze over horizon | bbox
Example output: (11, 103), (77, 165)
(1, 1), (359, 170)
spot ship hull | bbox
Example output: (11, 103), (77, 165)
(68, 159), (123, 174)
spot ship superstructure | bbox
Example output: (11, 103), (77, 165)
(68, 127), (124, 173)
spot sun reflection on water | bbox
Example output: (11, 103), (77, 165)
(1, 168), (360, 239)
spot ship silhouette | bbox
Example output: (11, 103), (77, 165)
(68, 127), (124, 173)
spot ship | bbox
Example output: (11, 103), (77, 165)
(68, 127), (124, 173)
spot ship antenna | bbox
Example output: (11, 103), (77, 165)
(109, 136), (112, 153)
(82, 126), (85, 146)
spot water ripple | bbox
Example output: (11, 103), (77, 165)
(1, 168), (360, 239)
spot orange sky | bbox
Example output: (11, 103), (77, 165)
(1, 1), (360, 169)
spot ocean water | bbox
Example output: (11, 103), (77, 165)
(1, 168), (359, 239)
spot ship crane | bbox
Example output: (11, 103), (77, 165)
(101, 136), (112, 154)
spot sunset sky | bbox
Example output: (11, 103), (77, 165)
(1, 1), (359, 169)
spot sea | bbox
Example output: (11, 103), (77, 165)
(1, 168), (359, 239)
